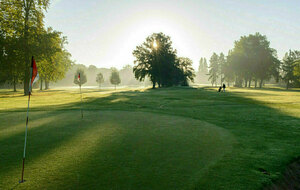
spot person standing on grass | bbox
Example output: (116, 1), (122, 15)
(223, 83), (226, 92)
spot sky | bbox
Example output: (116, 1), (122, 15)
(45, 0), (300, 69)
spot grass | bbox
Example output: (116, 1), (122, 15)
(0, 86), (299, 189)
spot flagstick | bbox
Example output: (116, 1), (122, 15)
(20, 56), (37, 183)
(20, 69), (33, 183)
(20, 92), (30, 183)
(80, 84), (83, 118)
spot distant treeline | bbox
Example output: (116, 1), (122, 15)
(1, 0), (299, 92)
(51, 64), (149, 88)
(198, 33), (300, 89)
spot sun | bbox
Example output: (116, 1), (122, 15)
(153, 41), (158, 49)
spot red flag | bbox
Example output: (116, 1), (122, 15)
(78, 73), (80, 81)
(30, 56), (38, 87)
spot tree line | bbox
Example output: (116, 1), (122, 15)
(0, 0), (72, 94)
(52, 63), (147, 88)
(72, 67), (121, 90)
(203, 33), (300, 89)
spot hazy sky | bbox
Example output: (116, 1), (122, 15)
(45, 0), (300, 69)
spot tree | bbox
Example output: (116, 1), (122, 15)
(96, 72), (104, 88)
(133, 32), (177, 88)
(133, 32), (193, 88)
(282, 50), (300, 89)
(21, 0), (50, 95)
(175, 57), (195, 86)
(36, 27), (72, 90)
(223, 52), (235, 87)
(0, 0), (72, 92)
(226, 33), (279, 88)
(0, 2), (25, 91)
(294, 59), (300, 77)
(0, 36), (24, 91)
(110, 68), (121, 90)
(208, 53), (219, 86)
(218, 53), (226, 85)
(74, 68), (87, 87)
(197, 57), (208, 84)
(294, 59), (300, 87)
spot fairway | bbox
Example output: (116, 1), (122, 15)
(1, 87), (300, 189)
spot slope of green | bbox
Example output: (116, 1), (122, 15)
(0, 87), (299, 189)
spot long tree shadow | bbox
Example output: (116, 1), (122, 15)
(0, 110), (107, 189)
(0, 87), (300, 189)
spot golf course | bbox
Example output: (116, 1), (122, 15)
(1, 86), (299, 189)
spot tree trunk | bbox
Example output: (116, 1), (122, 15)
(23, 3), (30, 95)
(259, 79), (263, 88)
(244, 80), (248, 87)
(227, 82), (230, 87)
(13, 77), (17, 92)
(248, 77), (252, 88)
(152, 82), (155, 89)
(45, 80), (49, 90)
(286, 80), (289, 90)
(255, 80), (257, 88)
(40, 78), (43, 90)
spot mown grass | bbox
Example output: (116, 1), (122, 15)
(0, 86), (299, 189)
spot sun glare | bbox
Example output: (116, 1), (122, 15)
(153, 41), (158, 49)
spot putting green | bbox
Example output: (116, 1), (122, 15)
(0, 111), (234, 189)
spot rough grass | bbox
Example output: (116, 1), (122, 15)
(0, 86), (299, 189)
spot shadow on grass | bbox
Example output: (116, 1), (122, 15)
(0, 111), (113, 189)
(0, 86), (300, 189)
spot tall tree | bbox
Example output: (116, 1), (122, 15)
(226, 33), (279, 88)
(294, 59), (300, 78)
(197, 57), (208, 84)
(0, 0), (50, 94)
(110, 68), (121, 90)
(133, 32), (193, 88)
(208, 53), (219, 86)
(36, 27), (72, 90)
(218, 53), (226, 85)
(0, 1), (24, 91)
(223, 52), (235, 87)
(282, 50), (300, 89)
(293, 59), (300, 87)
(22, 0), (50, 95)
(133, 32), (177, 88)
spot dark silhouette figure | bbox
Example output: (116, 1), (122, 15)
(218, 86), (222, 92)
(223, 84), (226, 92)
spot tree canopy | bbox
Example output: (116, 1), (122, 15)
(208, 33), (280, 88)
(133, 32), (195, 88)
(282, 50), (300, 89)
(0, 0), (72, 93)
(110, 68), (121, 89)
(96, 72), (104, 88)
(208, 53), (219, 86)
